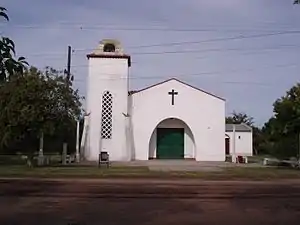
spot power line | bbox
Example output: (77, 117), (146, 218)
(70, 60), (299, 71)
(15, 31), (300, 57)
(72, 78), (281, 87)
(2, 24), (300, 33)
(3, 19), (298, 28)
(22, 43), (300, 58)
(71, 62), (299, 82)
(71, 30), (300, 53)
(129, 45), (300, 56)
(127, 31), (300, 49)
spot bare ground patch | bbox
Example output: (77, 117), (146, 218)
(0, 179), (300, 224)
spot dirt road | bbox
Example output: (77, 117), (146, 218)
(0, 178), (300, 225)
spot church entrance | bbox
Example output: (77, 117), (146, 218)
(149, 118), (195, 160)
(156, 128), (184, 159)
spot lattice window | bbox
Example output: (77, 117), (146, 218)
(101, 91), (113, 139)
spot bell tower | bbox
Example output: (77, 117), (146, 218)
(85, 39), (131, 161)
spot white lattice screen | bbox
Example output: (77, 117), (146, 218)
(101, 91), (113, 139)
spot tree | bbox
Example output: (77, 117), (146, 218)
(0, 66), (82, 154)
(273, 83), (300, 134)
(294, 0), (300, 4)
(0, 7), (28, 82)
(260, 83), (300, 158)
(226, 111), (254, 126)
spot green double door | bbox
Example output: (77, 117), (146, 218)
(156, 128), (184, 159)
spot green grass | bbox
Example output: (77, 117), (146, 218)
(0, 165), (300, 180)
(0, 165), (151, 178)
(215, 167), (300, 180)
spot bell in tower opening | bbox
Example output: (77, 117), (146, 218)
(103, 43), (116, 52)
(87, 39), (126, 56)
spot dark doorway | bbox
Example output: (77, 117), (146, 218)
(225, 138), (230, 155)
(157, 128), (184, 159)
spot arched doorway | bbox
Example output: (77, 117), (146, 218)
(149, 118), (195, 159)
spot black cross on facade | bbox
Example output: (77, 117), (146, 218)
(168, 89), (178, 105)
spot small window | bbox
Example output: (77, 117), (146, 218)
(103, 43), (116, 52)
(238, 136), (241, 139)
(101, 91), (113, 139)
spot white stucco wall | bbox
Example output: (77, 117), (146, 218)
(148, 118), (195, 159)
(225, 131), (253, 156)
(130, 79), (225, 162)
(85, 57), (130, 161)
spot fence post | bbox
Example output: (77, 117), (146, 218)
(75, 119), (80, 163)
(37, 132), (44, 166)
(62, 143), (67, 165)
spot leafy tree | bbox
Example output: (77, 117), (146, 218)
(273, 84), (300, 133)
(0, 7), (28, 82)
(260, 83), (300, 159)
(0, 7), (9, 20)
(0, 66), (82, 154)
(226, 111), (254, 126)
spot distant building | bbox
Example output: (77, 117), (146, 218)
(225, 124), (253, 157)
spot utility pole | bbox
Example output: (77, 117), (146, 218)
(66, 45), (72, 82)
(65, 45), (80, 162)
(62, 45), (73, 164)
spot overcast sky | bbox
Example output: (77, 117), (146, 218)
(1, 0), (300, 126)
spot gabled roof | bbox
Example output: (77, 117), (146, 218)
(128, 78), (225, 101)
(226, 123), (252, 132)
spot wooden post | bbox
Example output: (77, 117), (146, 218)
(62, 143), (67, 165)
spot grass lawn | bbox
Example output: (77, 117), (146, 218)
(0, 165), (300, 180)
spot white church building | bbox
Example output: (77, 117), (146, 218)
(81, 39), (252, 162)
